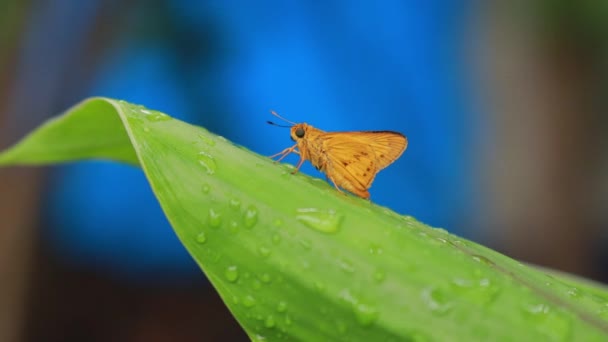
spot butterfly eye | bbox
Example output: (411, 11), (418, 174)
(295, 127), (305, 138)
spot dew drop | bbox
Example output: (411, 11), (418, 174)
(243, 295), (256, 308)
(198, 151), (216, 175)
(339, 258), (355, 273)
(229, 198), (241, 209)
(260, 273), (272, 283)
(251, 334), (266, 342)
(525, 303), (550, 315)
(451, 238), (466, 246)
(126, 116), (144, 125)
(271, 234), (281, 245)
(373, 270), (386, 283)
(565, 287), (579, 298)
(522, 303), (573, 340)
(258, 245), (271, 258)
(264, 315), (276, 329)
(451, 277), (500, 306)
(196, 232), (207, 244)
(273, 218), (283, 227)
(198, 133), (216, 146)
(225, 265), (239, 282)
(143, 111), (171, 122)
(228, 220), (239, 233)
(354, 303), (379, 327)
(298, 238), (312, 250)
(277, 301), (288, 313)
(244, 205), (259, 228)
(252, 279), (262, 290)
(295, 208), (343, 234)
(471, 254), (494, 266)
(421, 287), (453, 315)
(314, 281), (326, 292)
(368, 243), (384, 255)
(201, 183), (210, 194)
(338, 288), (357, 305)
(208, 208), (222, 228)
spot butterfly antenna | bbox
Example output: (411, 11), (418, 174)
(270, 110), (297, 125)
(267, 120), (291, 128)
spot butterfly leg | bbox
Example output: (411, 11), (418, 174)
(327, 175), (345, 195)
(291, 157), (305, 174)
(269, 145), (298, 162)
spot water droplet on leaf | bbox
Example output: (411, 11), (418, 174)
(421, 287), (453, 315)
(369, 243), (384, 255)
(260, 273), (272, 283)
(143, 111), (171, 122)
(196, 232), (207, 244)
(228, 220), (239, 233)
(354, 303), (379, 327)
(208, 208), (222, 228)
(339, 258), (355, 273)
(258, 246), (271, 258)
(225, 265), (239, 282)
(198, 133), (216, 146)
(244, 205), (259, 228)
(295, 208), (343, 233)
(229, 198), (241, 209)
(198, 151), (216, 175)
(264, 315), (276, 328)
(243, 295), (256, 308)
(251, 334), (266, 342)
(298, 238), (312, 250)
(373, 270), (386, 283)
(471, 254), (494, 266)
(277, 301), (288, 313)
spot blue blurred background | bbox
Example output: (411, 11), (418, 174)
(1, 1), (608, 341)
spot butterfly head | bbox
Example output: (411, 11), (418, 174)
(268, 110), (311, 142)
(290, 123), (309, 142)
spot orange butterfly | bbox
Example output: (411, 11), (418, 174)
(269, 111), (407, 199)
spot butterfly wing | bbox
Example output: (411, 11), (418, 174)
(352, 131), (408, 170)
(324, 131), (407, 168)
(321, 131), (407, 195)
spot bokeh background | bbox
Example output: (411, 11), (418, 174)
(1, 1), (608, 341)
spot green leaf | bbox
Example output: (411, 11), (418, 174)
(1, 97), (608, 341)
